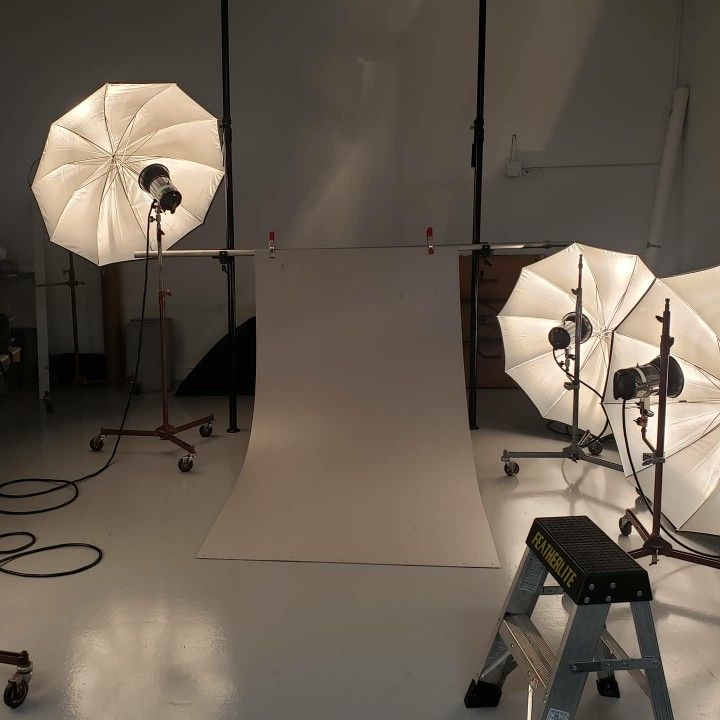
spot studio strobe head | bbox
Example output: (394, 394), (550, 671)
(613, 356), (685, 401)
(548, 312), (593, 351)
(138, 163), (182, 213)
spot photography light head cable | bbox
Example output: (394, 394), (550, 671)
(0, 204), (154, 577)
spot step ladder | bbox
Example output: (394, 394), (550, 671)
(464, 516), (673, 719)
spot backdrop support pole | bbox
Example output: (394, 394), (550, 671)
(468, 0), (487, 430)
(221, 0), (240, 433)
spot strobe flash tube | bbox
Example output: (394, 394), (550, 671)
(548, 312), (593, 351)
(139, 163), (182, 213)
(613, 356), (685, 401)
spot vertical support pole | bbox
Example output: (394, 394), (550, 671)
(651, 301), (672, 539)
(68, 251), (82, 383)
(31, 199), (50, 400)
(156, 207), (169, 427)
(571, 256), (583, 449)
(221, 0), (240, 433)
(467, 0), (487, 430)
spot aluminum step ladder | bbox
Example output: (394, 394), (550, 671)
(465, 516), (673, 719)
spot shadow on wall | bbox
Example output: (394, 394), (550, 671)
(480, 0), (679, 262)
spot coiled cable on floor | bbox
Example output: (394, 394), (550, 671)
(0, 533), (102, 579)
(0, 205), (153, 576)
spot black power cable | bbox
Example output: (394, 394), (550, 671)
(621, 399), (720, 560)
(551, 349), (611, 448)
(0, 204), (153, 577)
(0, 534), (102, 579)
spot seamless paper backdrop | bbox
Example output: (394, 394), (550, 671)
(199, 247), (498, 567)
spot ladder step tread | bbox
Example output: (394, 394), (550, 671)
(500, 613), (556, 689)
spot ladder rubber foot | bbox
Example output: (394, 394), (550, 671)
(596, 676), (621, 698)
(464, 679), (502, 708)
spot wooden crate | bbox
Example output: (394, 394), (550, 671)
(460, 254), (545, 388)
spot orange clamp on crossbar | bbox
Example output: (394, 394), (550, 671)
(426, 226), (434, 255)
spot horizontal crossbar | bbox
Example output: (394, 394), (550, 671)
(570, 657), (660, 673)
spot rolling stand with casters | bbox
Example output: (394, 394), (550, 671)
(89, 202), (214, 472)
(502, 256), (622, 478)
(1, 650), (32, 709)
(465, 516), (673, 719)
(618, 300), (720, 571)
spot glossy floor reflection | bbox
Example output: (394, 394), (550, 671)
(1, 387), (719, 719)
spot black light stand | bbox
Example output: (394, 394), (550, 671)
(619, 300), (720, 570)
(467, 0), (487, 430)
(501, 255), (623, 476)
(221, 0), (240, 434)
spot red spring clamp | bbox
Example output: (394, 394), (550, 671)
(268, 231), (276, 258)
(426, 226), (434, 255)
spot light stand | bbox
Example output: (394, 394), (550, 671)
(619, 299), (720, 570)
(501, 255), (623, 476)
(90, 203), (214, 472)
(36, 251), (108, 387)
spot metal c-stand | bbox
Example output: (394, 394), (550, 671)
(501, 255), (623, 477)
(619, 299), (720, 570)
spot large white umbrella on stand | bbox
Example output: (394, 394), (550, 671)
(30, 83), (224, 469)
(31, 82), (224, 265)
(603, 271), (720, 535)
(498, 243), (655, 437)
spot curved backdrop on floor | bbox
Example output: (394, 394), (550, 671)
(199, 247), (499, 568)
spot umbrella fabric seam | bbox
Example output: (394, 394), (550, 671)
(606, 256), (639, 328)
(124, 118), (219, 159)
(114, 84), (175, 152)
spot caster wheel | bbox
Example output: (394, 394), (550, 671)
(178, 456), (194, 472)
(4, 681), (28, 709)
(588, 441), (603, 456)
(619, 515), (632, 537)
(504, 461), (519, 477)
(89, 435), (104, 452)
(464, 679), (502, 708)
(199, 423), (213, 438)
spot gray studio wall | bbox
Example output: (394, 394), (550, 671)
(0, 1), (683, 378)
(675, 0), (720, 272)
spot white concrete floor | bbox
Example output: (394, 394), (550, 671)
(1, 387), (720, 719)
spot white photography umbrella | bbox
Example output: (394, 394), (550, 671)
(32, 82), (224, 265)
(603, 271), (720, 535)
(499, 243), (654, 437)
